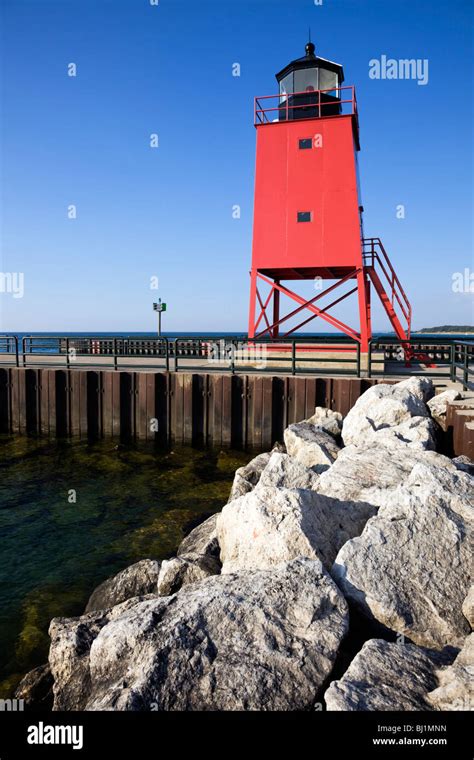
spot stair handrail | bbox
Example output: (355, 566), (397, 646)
(362, 237), (412, 338)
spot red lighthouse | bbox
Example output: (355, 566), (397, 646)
(248, 42), (411, 354)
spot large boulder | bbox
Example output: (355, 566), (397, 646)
(157, 552), (220, 595)
(332, 464), (473, 649)
(305, 407), (343, 438)
(324, 639), (455, 711)
(227, 452), (273, 502)
(341, 379), (432, 449)
(50, 558), (349, 711)
(85, 560), (161, 613)
(427, 634), (474, 711)
(462, 586), (474, 628)
(284, 423), (340, 471)
(49, 595), (155, 710)
(395, 376), (434, 402)
(257, 452), (320, 491)
(177, 514), (219, 559)
(370, 416), (437, 451)
(217, 485), (375, 574)
(318, 443), (456, 510)
(427, 390), (461, 431)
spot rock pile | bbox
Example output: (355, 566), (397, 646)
(16, 378), (473, 711)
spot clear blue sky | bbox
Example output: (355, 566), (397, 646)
(1, 0), (472, 333)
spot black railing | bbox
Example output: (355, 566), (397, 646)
(1, 335), (473, 387)
(0, 334), (361, 376)
(368, 337), (474, 390)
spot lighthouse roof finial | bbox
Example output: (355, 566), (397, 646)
(305, 38), (316, 58)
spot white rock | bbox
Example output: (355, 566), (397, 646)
(217, 485), (376, 573)
(305, 407), (343, 437)
(427, 390), (461, 431)
(284, 423), (340, 471)
(462, 586), (474, 628)
(228, 452), (272, 501)
(332, 464), (473, 649)
(341, 379), (430, 449)
(325, 639), (454, 711)
(157, 553), (220, 595)
(318, 443), (455, 509)
(50, 558), (349, 711)
(371, 416), (437, 451)
(427, 634), (474, 711)
(49, 596), (156, 710)
(453, 455), (474, 476)
(85, 560), (161, 613)
(177, 514), (219, 558)
(395, 376), (434, 402)
(257, 452), (320, 490)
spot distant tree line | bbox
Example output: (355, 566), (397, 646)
(417, 325), (474, 333)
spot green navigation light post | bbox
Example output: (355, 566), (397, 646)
(153, 299), (167, 337)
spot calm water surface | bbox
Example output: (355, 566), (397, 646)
(0, 435), (249, 697)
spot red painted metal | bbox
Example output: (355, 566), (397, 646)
(248, 80), (412, 354)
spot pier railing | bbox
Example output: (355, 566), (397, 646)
(368, 337), (474, 390)
(0, 334), (361, 377)
(0, 335), (472, 388)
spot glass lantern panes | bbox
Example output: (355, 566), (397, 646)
(279, 72), (293, 103)
(319, 68), (339, 94)
(294, 68), (319, 93)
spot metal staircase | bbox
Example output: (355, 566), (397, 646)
(362, 237), (411, 342)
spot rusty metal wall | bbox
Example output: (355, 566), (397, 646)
(2, 367), (471, 457)
(445, 399), (474, 460)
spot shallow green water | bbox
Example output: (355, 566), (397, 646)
(0, 435), (249, 697)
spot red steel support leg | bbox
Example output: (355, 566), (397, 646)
(248, 269), (257, 339)
(357, 269), (370, 353)
(366, 277), (372, 343)
(272, 280), (280, 339)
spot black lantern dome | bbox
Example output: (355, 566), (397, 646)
(275, 42), (344, 120)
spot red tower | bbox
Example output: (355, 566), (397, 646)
(248, 42), (411, 354)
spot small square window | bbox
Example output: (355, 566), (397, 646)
(297, 211), (312, 223)
(299, 138), (312, 150)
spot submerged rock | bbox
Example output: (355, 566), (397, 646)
(217, 485), (375, 573)
(427, 389), (461, 431)
(284, 423), (340, 471)
(325, 639), (455, 711)
(177, 514), (219, 559)
(427, 634), (474, 711)
(50, 558), (349, 711)
(157, 553), (220, 595)
(332, 464), (473, 649)
(257, 452), (320, 490)
(14, 663), (54, 710)
(85, 559), (161, 613)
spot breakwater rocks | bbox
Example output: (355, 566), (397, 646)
(16, 378), (473, 711)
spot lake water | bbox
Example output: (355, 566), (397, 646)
(0, 435), (249, 698)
